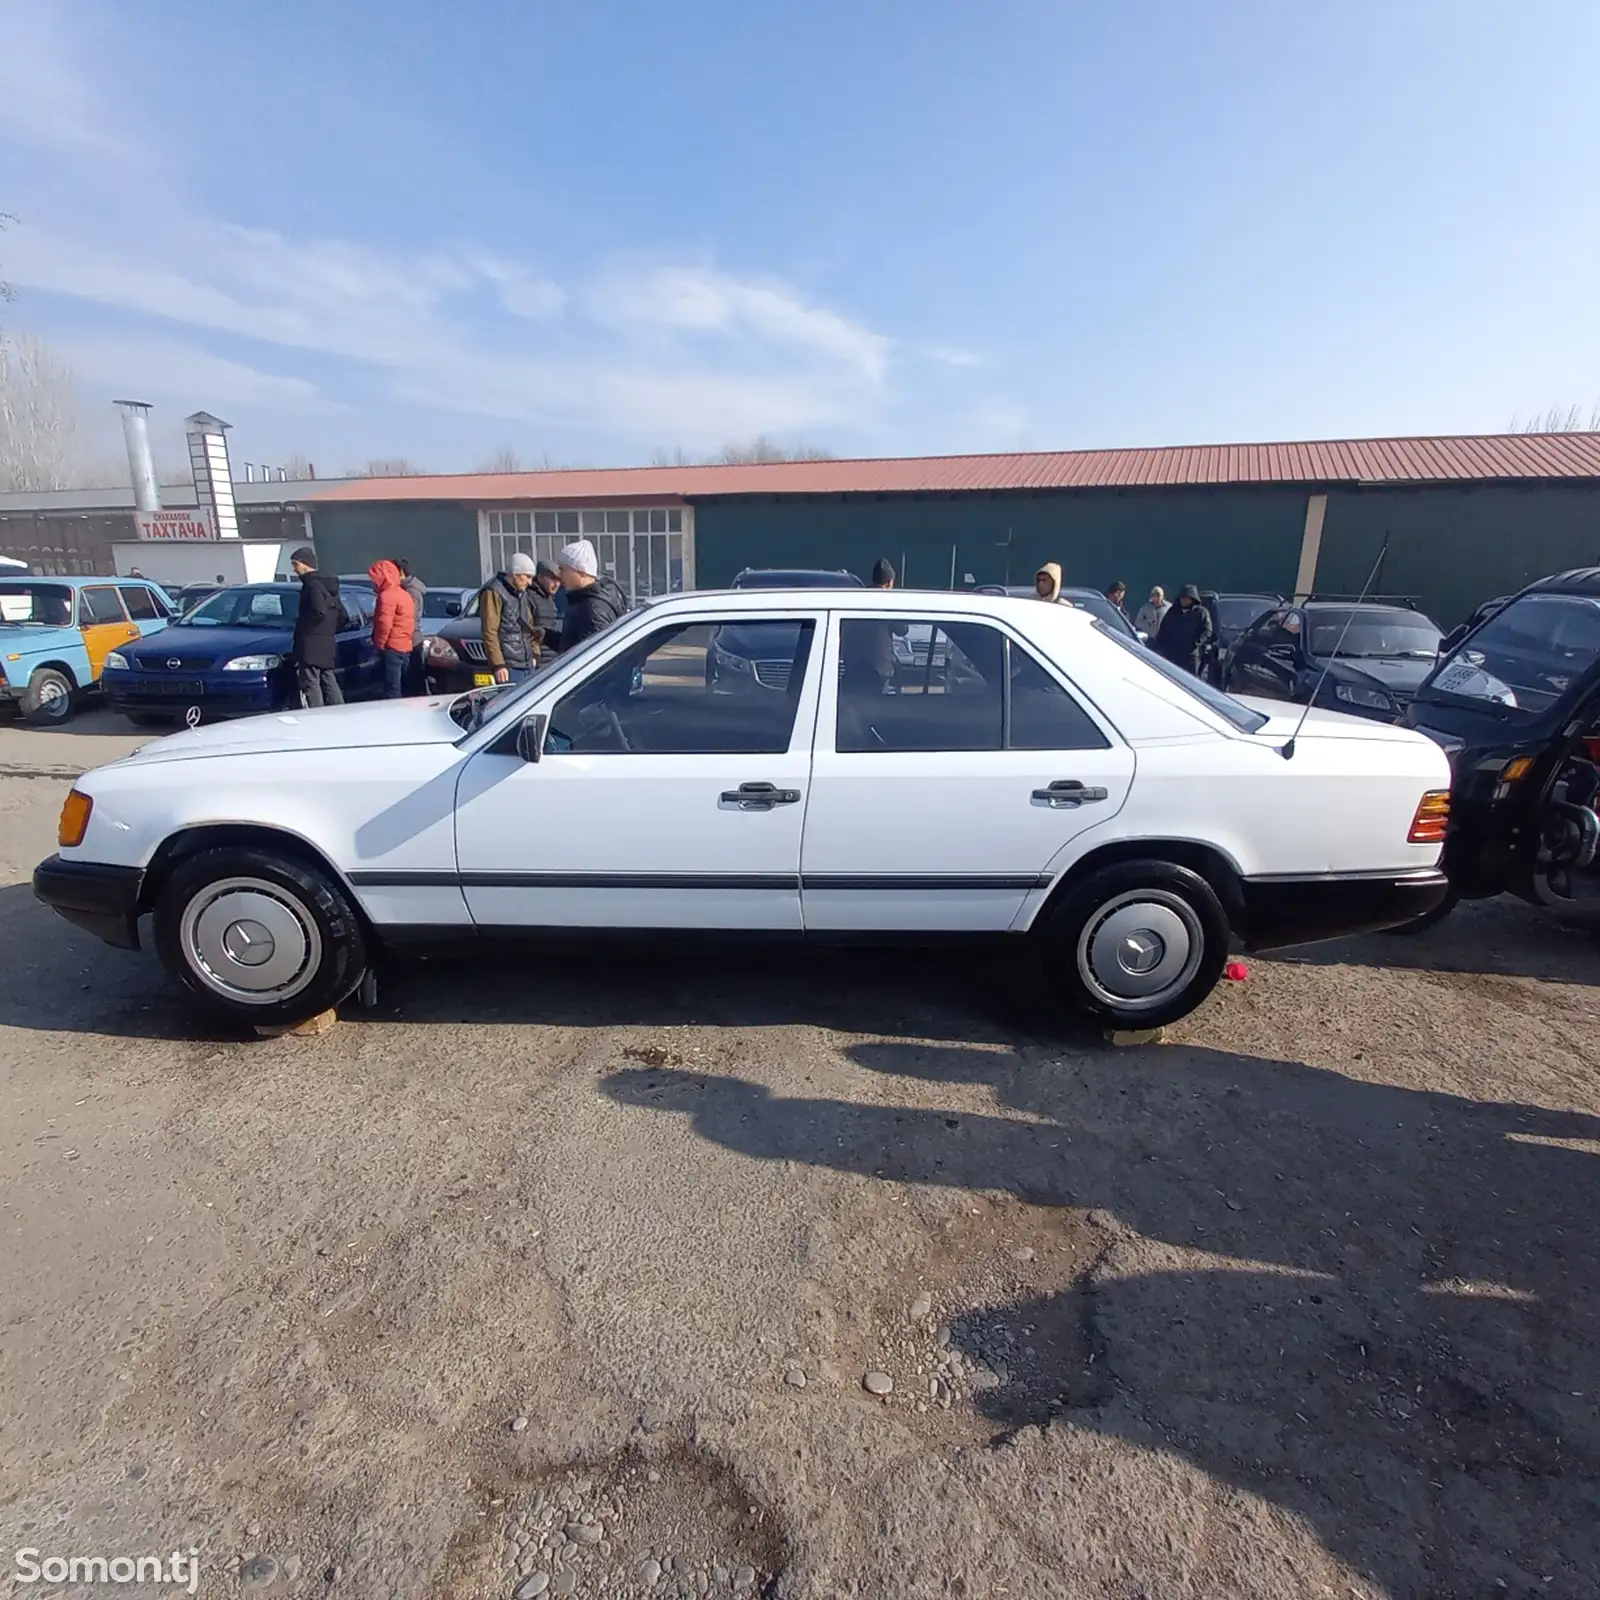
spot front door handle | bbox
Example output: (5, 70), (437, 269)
(720, 781), (802, 811)
(1032, 779), (1109, 809)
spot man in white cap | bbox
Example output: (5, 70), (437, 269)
(557, 538), (628, 649)
(478, 551), (544, 684)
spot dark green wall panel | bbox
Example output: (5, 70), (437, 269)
(1318, 486), (1600, 629)
(690, 488), (1309, 599)
(309, 503), (482, 586)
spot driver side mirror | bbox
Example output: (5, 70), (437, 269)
(515, 712), (546, 763)
(443, 600), (462, 618)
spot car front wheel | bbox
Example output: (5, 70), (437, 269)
(153, 846), (369, 1025)
(22, 667), (75, 725)
(1042, 860), (1230, 1029)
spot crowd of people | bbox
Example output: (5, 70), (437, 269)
(287, 537), (631, 707)
(1035, 566), (1214, 676)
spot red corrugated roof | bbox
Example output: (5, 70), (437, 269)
(301, 431), (1600, 503)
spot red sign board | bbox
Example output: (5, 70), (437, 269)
(134, 509), (217, 541)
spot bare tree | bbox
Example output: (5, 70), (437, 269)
(0, 329), (90, 492)
(476, 446), (524, 473)
(649, 437), (835, 467)
(350, 457), (426, 477)
(0, 212), (16, 306)
(1511, 403), (1600, 433)
(281, 454), (317, 481)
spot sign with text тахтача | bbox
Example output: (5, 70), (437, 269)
(133, 508), (217, 540)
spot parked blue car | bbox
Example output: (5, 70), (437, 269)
(101, 583), (379, 725)
(0, 575), (177, 724)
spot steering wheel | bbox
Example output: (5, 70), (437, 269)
(606, 708), (631, 750)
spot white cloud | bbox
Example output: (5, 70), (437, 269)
(922, 344), (983, 368)
(0, 2), (937, 453)
(54, 333), (332, 411)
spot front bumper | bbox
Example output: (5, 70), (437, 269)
(33, 855), (143, 950)
(103, 670), (279, 717)
(1238, 868), (1450, 951)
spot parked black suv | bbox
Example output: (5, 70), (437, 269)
(707, 568), (863, 692)
(1223, 598), (1443, 722)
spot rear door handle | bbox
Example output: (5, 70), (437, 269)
(1032, 779), (1109, 809)
(720, 781), (802, 811)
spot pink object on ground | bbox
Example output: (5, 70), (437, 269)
(1224, 961), (1250, 982)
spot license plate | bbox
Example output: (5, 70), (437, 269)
(473, 672), (494, 687)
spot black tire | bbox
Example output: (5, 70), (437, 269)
(1381, 886), (1460, 935)
(1041, 859), (1231, 1029)
(152, 845), (369, 1026)
(21, 666), (75, 725)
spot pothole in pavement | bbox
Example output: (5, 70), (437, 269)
(451, 1443), (788, 1599)
(844, 1195), (1110, 1443)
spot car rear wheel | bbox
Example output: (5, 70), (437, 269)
(153, 846), (369, 1026)
(1042, 860), (1230, 1029)
(21, 667), (75, 725)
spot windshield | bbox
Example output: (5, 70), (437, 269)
(1308, 608), (1440, 659)
(1060, 589), (1135, 636)
(1094, 620), (1269, 733)
(1423, 592), (1600, 717)
(1214, 596), (1276, 631)
(182, 588), (300, 629)
(0, 582), (74, 626)
(448, 609), (632, 732)
(732, 571), (862, 589)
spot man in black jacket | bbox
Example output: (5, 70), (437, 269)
(557, 539), (628, 649)
(289, 547), (344, 707)
(530, 561), (564, 653)
(1153, 583), (1213, 676)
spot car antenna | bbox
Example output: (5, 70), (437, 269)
(1279, 533), (1390, 760)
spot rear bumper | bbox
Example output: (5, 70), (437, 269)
(1238, 868), (1450, 950)
(33, 855), (143, 950)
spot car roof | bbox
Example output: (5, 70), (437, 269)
(632, 588), (1103, 626)
(1527, 567), (1600, 596)
(1300, 599), (1427, 613)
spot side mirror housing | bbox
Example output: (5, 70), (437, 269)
(444, 600), (462, 618)
(516, 712), (546, 763)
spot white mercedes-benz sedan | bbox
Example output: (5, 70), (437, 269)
(35, 589), (1451, 1029)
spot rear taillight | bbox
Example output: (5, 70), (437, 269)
(1408, 789), (1450, 844)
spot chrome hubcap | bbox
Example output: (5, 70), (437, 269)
(179, 877), (321, 1005)
(1077, 889), (1204, 1010)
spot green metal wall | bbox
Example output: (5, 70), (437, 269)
(690, 488), (1310, 599)
(309, 502), (482, 586)
(1316, 485), (1600, 629)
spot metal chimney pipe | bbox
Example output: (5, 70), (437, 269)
(244, 463), (254, 483)
(114, 400), (162, 514)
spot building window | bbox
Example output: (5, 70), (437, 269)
(484, 507), (686, 601)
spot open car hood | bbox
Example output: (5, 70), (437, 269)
(114, 697), (465, 764)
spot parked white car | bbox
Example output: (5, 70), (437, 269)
(35, 590), (1451, 1029)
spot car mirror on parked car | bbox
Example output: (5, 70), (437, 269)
(515, 712), (546, 764)
(444, 600), (462, 618)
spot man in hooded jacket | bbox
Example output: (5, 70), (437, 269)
(1034, 562), (1071, 603)
(290, 546), (344, 708)
(557, 539), (629, 649)
(479, 553), (543, 684)
(369, 559), (417, 698)
(1153, 583), (1213, 675)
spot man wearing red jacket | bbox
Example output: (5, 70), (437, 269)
(368, 559), (417, 698)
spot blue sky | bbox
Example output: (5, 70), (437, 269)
(2, 0), (1597, 473)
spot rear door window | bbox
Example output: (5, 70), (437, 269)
(79, 586), (128, 626)
(120, 585), (160, 621)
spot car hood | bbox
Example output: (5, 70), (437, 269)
(119, 623), (291, 660)
(1320, 656), (1436, 694)
(1234, 698), (1424, 742)
(115, 696), (464, 764)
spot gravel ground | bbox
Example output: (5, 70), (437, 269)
(1, 716), (1596, 1599)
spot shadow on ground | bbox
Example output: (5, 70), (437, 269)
(1293, 894), (1598, 986)
(601, 1042), (1600, 1599)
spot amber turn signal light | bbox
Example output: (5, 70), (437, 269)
(1499, 755), (1535, 783)
(1408, 789), (1450, 845)
(58, 789), (93, 848)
